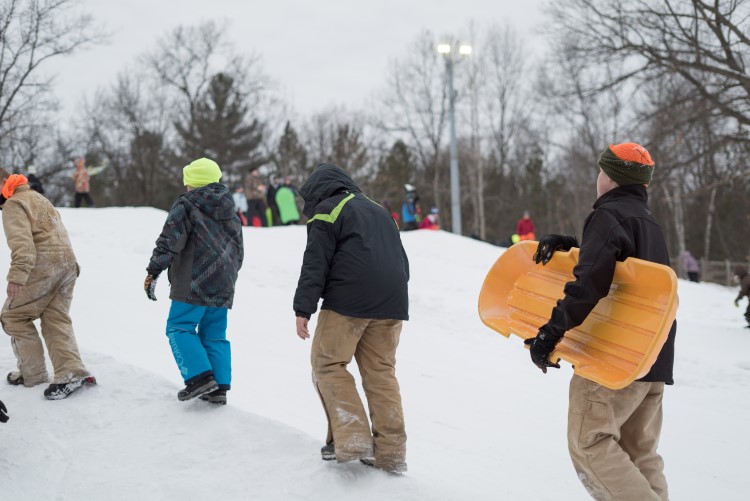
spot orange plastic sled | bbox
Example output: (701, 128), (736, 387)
(478, 241), (678, 389)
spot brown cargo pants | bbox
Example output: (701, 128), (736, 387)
(311, 309), (407, 472)
(1, 260), (88, 386)
(568, 374), (669, 501)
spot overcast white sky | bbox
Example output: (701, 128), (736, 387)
(47, 0), (547, 117)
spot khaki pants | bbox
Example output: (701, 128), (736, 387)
(1, 260), (87, 386)
(311, 309), (406, 472)
(568, 375), (669, 501)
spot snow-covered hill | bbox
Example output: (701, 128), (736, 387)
(0, 207), (747, 500)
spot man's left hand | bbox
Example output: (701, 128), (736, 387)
(6, 282), (22, 302)
(296, 316), (310, 340)
(524, 330), (562, 373)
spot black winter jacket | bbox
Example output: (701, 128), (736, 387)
(541, 185), (676, 384)
(147, 183), (244, 308)
(293, 164), (409, 320)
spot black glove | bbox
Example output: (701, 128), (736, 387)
(144, 274), (158, 301)
(0, 399), (8, 423)
(533, 234), (579, 265)
(524, 330), (562, 373)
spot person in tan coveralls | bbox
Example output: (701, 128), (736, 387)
(293, 164), (409, 474)
(0, 169), (94, 400)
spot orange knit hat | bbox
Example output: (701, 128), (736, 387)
(598, 143), (655, 186)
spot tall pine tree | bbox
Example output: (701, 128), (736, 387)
(273, 121), (308, 180)
(175, 72), (265, 184)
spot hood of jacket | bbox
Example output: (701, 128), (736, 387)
(182, 183), (236, 221)
(299, 163), (360, 218)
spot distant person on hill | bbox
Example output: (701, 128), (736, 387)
(734, 265), (750, 328)
(26, 166), (44, 195)
(525, 143), (675, 500)
(243, 168), (267, 227)
(232, 184), (249, 226)
(681, 250), (700, 282)
(0, 168), (96, 399)
(516, 210), (535, 241)
(418, 207), (440, 230)
(72, 158), (105, 208)
(144, 158), (244, 404)
(401, 184), (421, 231)
(293, 163), (409, 474)
(275, 176), (300, 225)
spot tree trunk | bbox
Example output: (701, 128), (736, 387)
(703, 186), (717, 260)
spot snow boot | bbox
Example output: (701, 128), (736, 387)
(177, 374), (218, 401)
(321, 442), (336, 461)
(199, 389), (227, 405)
(360, 458), (406, 476)
(43, 375), (97, 400)
(7, 372), (23, 386)
(7, 371), (48, 387)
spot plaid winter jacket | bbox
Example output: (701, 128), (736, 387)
(147, 183), (243, 308)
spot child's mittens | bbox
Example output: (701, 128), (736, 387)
(144, 274), (158, 301)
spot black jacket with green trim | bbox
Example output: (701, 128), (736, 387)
(541, 184), (676, 384)
(293, 163), (409, 320)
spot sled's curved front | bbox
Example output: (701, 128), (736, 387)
(478, 241), (678, 389)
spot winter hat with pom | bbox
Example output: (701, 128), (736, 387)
(183, 157), (222, 188)
(598, 143), (655, 186)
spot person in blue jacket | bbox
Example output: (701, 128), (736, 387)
(144, 158), (244, 404)
(401, 184), (420, 231)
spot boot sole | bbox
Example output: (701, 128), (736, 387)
(178, 380), (218, 401)
(44, 376), (97, 400)
(199, 394), (227, 405)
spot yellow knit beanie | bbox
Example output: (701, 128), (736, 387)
(183, 158), (222, 188)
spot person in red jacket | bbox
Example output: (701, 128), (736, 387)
(516, 210), (535, 240)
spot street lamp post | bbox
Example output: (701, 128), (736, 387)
(438, 42), (471, 235)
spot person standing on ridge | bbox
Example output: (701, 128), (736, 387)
(293, 163), (410, 474)
(401, 184), (420, 231)
(144, 158), (244, 404)
(0, 168), (96, 399)
(525, 143), (676, 500)
(72, 158), (95, 207)
(681, 250), (700, 282)
(516, 210), (535, 241)
(26, 166), (44, 195)
(244, 168), (267, 227)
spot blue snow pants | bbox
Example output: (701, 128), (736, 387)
(165, 300), (231, 389)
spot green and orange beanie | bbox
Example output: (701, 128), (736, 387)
(598, 143), (655, 186)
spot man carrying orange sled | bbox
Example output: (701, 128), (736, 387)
(525, 143), (676, 501)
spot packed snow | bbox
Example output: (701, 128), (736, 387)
(0, 207), (747, 500)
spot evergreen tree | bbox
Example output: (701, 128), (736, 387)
(273, 121), (308, 180)
(330, 123), (368, 173)
(371, 140), (417, 206)
(175, 72), (265, 184)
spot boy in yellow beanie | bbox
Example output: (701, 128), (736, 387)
(525, 143), (675, 500)
(144, 158), (244, 404)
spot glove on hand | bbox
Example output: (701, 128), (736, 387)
(524, 330), (562, 373)
(144, 275), (158, 301)
(0, 399), (8, 423)
(533, 235), (579, 265)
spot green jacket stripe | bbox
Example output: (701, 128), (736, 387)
(307, 193), (355, 224)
